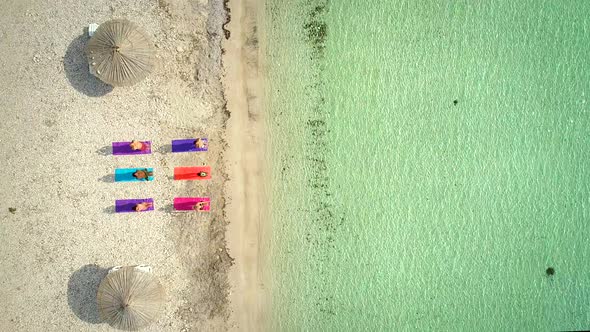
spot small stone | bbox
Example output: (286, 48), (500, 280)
(176, 46), (184, 52)
(8, 207), (16, 214)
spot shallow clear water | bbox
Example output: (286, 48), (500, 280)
(265, 1), (590, 330)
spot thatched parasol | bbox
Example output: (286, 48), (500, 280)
(85, 19), (155, 87)
(97, 266), (165, 331)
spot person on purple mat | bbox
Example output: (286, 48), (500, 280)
(194, 138), (207, 149)
(134, 202), (153, 212)
(129, 140), (149, 151)
(193, 201), (209, 211)
(132, 169), (153, 180)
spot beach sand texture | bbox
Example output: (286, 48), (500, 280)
(0, 0), (245, 330)
(223, 0), (269, 330)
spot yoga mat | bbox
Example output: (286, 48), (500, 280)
(174, 166), (211, 180)
(115, 168), (154, 182)
(174, 197), (211, 211)
(115, 198), (154, 213)
(171, 138), (208, 152)
(112, 141), (151, 155)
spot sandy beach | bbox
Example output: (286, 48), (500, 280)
(0, 0), (264, 330)
(223, 0), (269, 330)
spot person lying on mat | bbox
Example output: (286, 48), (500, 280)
(193, 201), (210, 211)
(194, 138), (207, 149)
(129, 140), (149, 151)
(197, 171), (208, 177)
(134, 202), (153, 212)
(132, 169), (153, 180)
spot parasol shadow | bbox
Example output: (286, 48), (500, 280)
(64, 34), (113, 97)
(67, 264), (110, 324)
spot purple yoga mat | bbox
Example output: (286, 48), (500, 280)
(172, 138), (208, 153)
(112, 141), (152, 155)
(115, 198), (154, 213)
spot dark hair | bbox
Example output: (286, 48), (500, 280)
(133, 170), (152, 179)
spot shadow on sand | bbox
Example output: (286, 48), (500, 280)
(157, 144), (172, 154)
(96, 146), (112, 156)
(67, 264), (110, 324)
(103, 205), (116, 214)
(99, 174), (114, 183)
(64, 34), (113, 97)
(158, 203), (175, 213)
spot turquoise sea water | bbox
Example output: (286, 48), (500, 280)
(264, 1), (590, 330)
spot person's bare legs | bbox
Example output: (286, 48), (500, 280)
(130, 140), (143, 150)
(195, 138), (207, 149)
(134, 202), (153, 212)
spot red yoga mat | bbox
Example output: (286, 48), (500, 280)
(173, 166), (211, 180)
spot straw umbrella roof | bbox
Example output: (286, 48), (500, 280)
(85, 19), (155, 87)
(97, 266), (165, 331)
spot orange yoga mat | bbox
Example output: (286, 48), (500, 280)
(174, 166), (211, 180)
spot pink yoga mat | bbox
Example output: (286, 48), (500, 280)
(174, 197), (211, 211)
